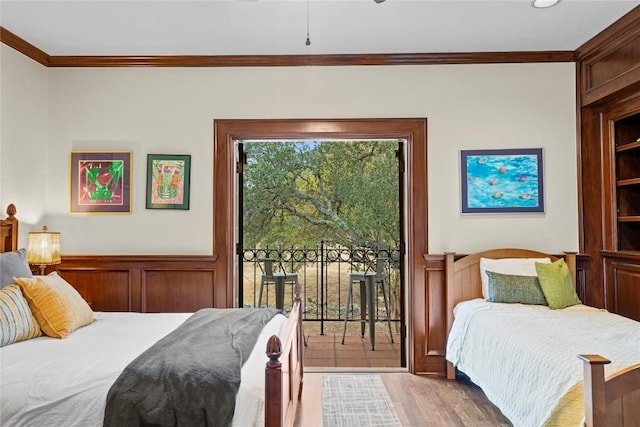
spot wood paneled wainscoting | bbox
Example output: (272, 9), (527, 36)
(53, 255), (221, 313)
(411, 254), (448, 376)
(414, 253), (589, 376)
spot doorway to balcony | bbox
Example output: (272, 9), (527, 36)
(237, 138), (404, 369)
(213, 118), (428, 373)
(237, 139), (405, 368)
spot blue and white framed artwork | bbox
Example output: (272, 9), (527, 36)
(461, 148), (544, 213)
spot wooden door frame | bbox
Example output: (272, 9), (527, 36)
(213, 118), (428, 373)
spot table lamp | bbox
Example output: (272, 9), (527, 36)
(27, 226), (61, 275)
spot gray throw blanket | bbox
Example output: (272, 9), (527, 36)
(103, 307), (279, 427)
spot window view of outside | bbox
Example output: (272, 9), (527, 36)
(240, 139), (401, 343)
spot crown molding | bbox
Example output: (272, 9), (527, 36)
(1, 25), (575, 68)
(0, 27), (49, 66)
(46, 51), (575, 67)
(576, 5), (640, 60)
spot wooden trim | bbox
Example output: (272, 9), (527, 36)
(576, 6), (640, 61)
(576, 60), (585, 255)
(60, 254), (217, 264)
(1, 27), (574, 68)
(576, 6), (640, 106)
(214, 118), (428, 375)
(0, 27), (50, 66)
(45, 51), (575, 68)
(445, 252), (456, 380)
(601, 250), (640, 262)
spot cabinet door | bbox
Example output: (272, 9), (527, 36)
(604, 256), (640, 321)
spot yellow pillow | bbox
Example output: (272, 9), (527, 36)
(14, 272), (94, 338)
(0, 284), (42, 346)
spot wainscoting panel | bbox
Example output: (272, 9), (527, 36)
(425, 256), (446, 367)
(411, 254), (447, 376)
(56, 255), (219, 313)
(60, 269), (131, 312)
(142, 270), (216, 313)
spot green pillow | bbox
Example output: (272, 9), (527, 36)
(485, 271), (547, 305)
(535, 259), (582, 309)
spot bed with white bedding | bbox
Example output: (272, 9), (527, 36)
(447, 299), (640, 426)
(1, 311), (288, 427)
(0, 204), (304, 427)
(445, 248), (640, 427)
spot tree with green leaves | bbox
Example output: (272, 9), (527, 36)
(242, 140), (399, 250)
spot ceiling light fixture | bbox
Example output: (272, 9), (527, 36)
(532, 0), (560, 8)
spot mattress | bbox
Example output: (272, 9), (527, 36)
(0, 310), (288, 427)
(446, 299), (640, 427)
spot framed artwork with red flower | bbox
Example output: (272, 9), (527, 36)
(69, 151), (132, 214)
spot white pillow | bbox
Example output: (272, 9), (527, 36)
(479, 257), (551, 299)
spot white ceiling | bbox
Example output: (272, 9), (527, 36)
(1, 0), (638, 57)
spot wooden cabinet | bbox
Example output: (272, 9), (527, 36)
(595, 100), (640, 321)
(577, 7), (640, 318)
(602, 251), (640, 321)
(614, 114), (640, 251)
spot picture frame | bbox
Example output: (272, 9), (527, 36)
(460, 148), (544, 214)
(69, 151), (132, 214)
(146, 154), (191, 210)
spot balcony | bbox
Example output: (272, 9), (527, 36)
(241, 243), (403, 368)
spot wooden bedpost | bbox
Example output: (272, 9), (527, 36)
(563, 251), (577, 289)
(265, 335), (283, 427)
(1, 203), (19, 252)
(264, 282), (304, 427)
(579, 354), (610, 427)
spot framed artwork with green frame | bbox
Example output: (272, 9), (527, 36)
(146, 154), (191, 210)
(69, 151), (132, 214)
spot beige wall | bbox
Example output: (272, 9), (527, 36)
(0, 45), (48, 245)
(1, 45), (578, 255)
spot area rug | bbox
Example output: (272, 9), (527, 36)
(322, 375), (402, 427)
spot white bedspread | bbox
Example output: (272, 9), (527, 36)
(0, 311), (287, 427)
(446, 299), (640, 427)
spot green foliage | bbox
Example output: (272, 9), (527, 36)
(242, 140), (399, 249)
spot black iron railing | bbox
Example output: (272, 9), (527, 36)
(241, 241), (401, 334)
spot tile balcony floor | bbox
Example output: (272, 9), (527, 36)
(303, 323), (402, 368)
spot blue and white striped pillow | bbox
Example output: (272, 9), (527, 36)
(0, 284), (42, 346)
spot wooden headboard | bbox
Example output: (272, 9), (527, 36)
(444, 248), (577, 379)
(1, 203), (18, 253)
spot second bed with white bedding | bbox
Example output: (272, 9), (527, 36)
(446, 299), (640, 427)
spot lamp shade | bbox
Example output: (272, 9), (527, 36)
(27, 226), (61, 268)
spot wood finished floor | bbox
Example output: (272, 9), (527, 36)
(294, 372), (512, 427)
